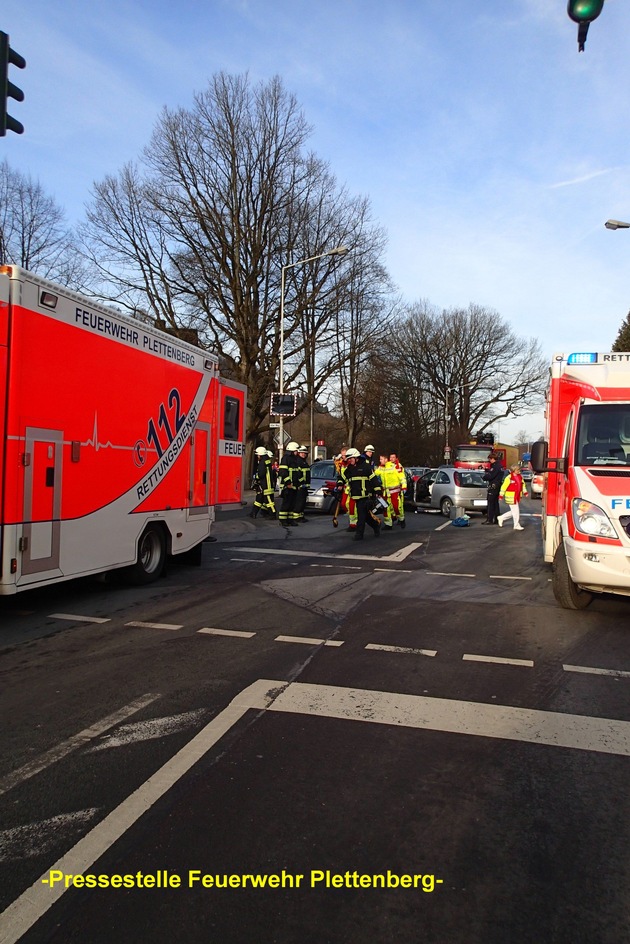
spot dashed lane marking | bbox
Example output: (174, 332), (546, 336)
(125, 621), (183, 631)
(366, 644), (437, 657)
(275, 635), (344, 647)
(87, 709), (207, 751)
(426, 571), (476, 578)
(489, 575), (532, 581)
(463, 653), (535, 668)
(198, 628), (256, 638)
(49, 613), (111, 624)
(564, 664), (630, 679)
(0, 694), (159, 797)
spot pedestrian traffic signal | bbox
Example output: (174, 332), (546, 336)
(567, 0), (605, 51)
(0, 31), (26, 136)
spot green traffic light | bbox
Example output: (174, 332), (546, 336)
(567, 0), (604, 23)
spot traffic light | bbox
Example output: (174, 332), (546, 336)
(0, 31), (26, 136)
(567, 0), (605, 51)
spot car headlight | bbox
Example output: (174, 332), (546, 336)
(571, 499), (619, 539)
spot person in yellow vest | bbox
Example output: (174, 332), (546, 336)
(498, 464), (528, 530)
(375, 454), (407, 528)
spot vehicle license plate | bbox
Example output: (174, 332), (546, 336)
(473, 499), (487, 506)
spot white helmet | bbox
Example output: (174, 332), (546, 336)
(255, 446), (268, 456)
(266, 450), (274, 458)
(287, 441), (300, 451)
(298, 444), (308, 452)
(346, 447), (361, 458)
(364, 444), (375, 452)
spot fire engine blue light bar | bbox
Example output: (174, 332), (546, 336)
(567, 352), (598, 365)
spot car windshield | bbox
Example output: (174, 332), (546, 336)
(576, 405), (630, 467)
(455, 471), (486, 487)
(453, 447), (491, 464)
(311, 461), (336, 479)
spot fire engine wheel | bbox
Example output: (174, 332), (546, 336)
(552, 542), (593, 610)
(128, 525), (167, 584)
(440, 497), (453, 518)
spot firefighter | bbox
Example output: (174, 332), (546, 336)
(336, 448), (382, 541)
(361, 444), (377, 471)
(377, 454), (407, 528)
(336, 451), (358, 532)
(293, 445), (311, 523)
(277, 441), (302, 527)
(249, 446), (276, 518)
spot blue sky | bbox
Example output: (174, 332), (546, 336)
(4, 0), (630, 442)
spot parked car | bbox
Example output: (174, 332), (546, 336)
(405, 466), (431, 485)
(530, 472), (544, 499)
(415, 466), (489, 517)
(414, 469), (439, 504)
(305, 460), (339, 514)
(521, 468), (533, 482)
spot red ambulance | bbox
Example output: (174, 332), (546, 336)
(532, 352), (630, 609)
(0, 266), (246, 594)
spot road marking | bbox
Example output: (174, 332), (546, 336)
(463, 654), (534, 668)
(374, 568), (413, 573)
(426, 571), (476, 578)
(0, 694), (159, 797)
(125, 621), (183, 631)
(564, 664), (630, 679)
(0, 680), (279, 944)
(248, 679), (630, 757)
(230, 558), (266, 563)
(366, 644), (437, 657)
(232, 542), (422, 563)
(48, 613), (110, 624)
(488, 575), (532, 581)
(311, 564), (362, 570)
(275, 635), (344, 647)
(198, 628), (256, 638)
(0, 810), (100, 863)
(435, 521), (452, 531)
(87, 710), (207, 751)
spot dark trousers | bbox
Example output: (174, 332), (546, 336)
(355, 498), (380, 537)
(487, 488), (500, 523)
(278, 487), (297, 523)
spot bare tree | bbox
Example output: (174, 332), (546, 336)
(81, 73), (389, 458)
(0, 160), (86, 287)
(381, 302), (547, 461)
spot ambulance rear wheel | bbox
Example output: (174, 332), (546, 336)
(552, 542), (592, 610)
(128, 525), (167, 584)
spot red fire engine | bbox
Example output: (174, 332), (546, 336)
(532, 351), (630, 609)
(0, 266), (246, 594)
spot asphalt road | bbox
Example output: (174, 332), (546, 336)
(1, 498), (630, 943)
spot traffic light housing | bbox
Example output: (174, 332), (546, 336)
(0, 31), (26, 136)
(567, 0), (605, 51)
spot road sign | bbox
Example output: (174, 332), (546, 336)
(269, 423), (281, 428)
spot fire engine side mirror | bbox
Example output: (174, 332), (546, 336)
(531, 440), (548, 473)
(531, 440), (566, 475)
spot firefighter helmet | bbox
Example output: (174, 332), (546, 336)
(364, 444), (375, 451)
(255, 446), (268, 456)
(298, 444), (308, 452)
(287, 441), (300, 451)
(266, 450), (274, 458)
(346, 447), (360, 458)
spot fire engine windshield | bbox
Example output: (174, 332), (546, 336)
(576, 405), (630, 466)
(453, 446), (491, 463)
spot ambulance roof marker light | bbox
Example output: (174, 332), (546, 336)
(567, 353), (598, 365)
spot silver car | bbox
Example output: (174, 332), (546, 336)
(305, 460), (339, 514)
(415, 466), (488, 517)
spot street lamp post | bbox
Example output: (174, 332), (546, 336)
(605, 219), (630, 231)
(278, 245), (349, 453)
